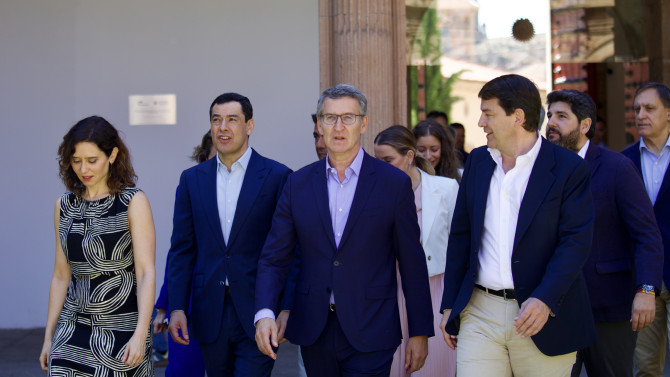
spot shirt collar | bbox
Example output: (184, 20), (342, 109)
(216, 146), (252, 172)
(487, 132), (542, 168)
(640, 135), (670, 153)
(577, 139), (590, 159)
(325, 148), (364, 177)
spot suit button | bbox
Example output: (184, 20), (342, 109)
(427, 255), (432, 260)
(219, 281), (225, 286)
(326, 288), (331, 293)
(333, 261), (340, 267)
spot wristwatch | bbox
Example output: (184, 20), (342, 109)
(637, 284), (656, 295)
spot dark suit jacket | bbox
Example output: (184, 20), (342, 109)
(255, 152), (434, 352)
(622, 141), (670, 287)
(441, 138), (597, 357)
(167, 149), (291, 342)
(582, 143), (663, 322)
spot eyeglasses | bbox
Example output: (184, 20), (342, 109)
(320, 113), (363, 126)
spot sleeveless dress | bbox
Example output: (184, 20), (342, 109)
(49, 188), (153, 376)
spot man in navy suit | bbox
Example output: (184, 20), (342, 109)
(439, 74), (597, 376)
(166, 93), (292, 376)
(545, 89), (663, 377)
(254, 84), (434, 377)
(621, 82), (670, 376)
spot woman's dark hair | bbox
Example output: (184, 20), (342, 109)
(191, 130), (214, 163)
(57, 116), (136, 196)
(412, 119), (461, 183)
(374, 125), (435, 175)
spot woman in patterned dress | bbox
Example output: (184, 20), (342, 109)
(39, 116), (156, 376)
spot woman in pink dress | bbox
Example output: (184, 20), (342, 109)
(374, 125), (459, 377)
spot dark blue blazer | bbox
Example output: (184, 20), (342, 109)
(582, 143), (663, 322)
(441, 138), (597, 357)
(167, 149), (291, 342)
(622, 141), (670, 288)
(255, 153), (434, 352)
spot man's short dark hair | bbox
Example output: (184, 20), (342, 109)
(209, 92), (253, 122)
(427, 110), (448, 124)
(478, 74), (542, 133)
(635, 82), (670, 108)
(449, 122), (465, 130)
(547, 89), (597, 139)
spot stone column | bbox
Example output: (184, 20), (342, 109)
(319, 0), (407, 152)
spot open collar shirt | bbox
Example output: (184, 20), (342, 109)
(476, 134), (542, 290)
(640, 136), (670, 205)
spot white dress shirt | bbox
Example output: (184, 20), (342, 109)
(577, 140), (590, 159)
(476, 134), (542, 290)
(216, 146), (252, 285)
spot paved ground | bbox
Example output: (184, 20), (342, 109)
(3, 328), (670, 376)
(0, 328), (300, 377)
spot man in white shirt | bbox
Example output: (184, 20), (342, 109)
(546, 89), (662, 377)
(166, 93), (292, 377)
(440, 74), (597, 376)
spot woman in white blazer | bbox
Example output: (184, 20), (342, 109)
(374, 125), (459, 377)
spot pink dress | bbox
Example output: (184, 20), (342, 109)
(390, 183), (457, 377)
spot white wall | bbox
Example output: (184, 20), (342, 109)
(0, 0), (319, 328)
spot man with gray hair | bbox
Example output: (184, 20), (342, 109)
(254, 84), (434, 377)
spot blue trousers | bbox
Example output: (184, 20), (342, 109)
(301, 309), (395, 377)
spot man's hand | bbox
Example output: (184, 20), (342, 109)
(440, 309), (458, 350)
(276, 310), (290, 344)
(255, 318), (278, 360)
(404, 336), (428, 374)
(153, 309), (167, 334)
(514, 297), (550, 338)
(631, 292), (656, 331)
(168, 310), (190, 345)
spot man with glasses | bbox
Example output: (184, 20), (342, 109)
(254, 84), (434, 377)
(167, 92), (292, 376)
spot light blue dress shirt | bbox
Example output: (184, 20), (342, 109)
(640, 136), (670, 205)
(216, 146), (252, 285)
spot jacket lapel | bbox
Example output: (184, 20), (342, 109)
(198, 158), (226, 249)
(227, 149), (267, 249)
(514, 139), (556, 251)
(472, 155), (495, 249)
(337, 153), (375, 252)
(312, 159), (337, 251)
(420, 170), (438, 245)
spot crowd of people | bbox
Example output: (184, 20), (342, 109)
(38, 75), (670, 377)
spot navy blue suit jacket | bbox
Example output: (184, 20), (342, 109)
(255, 153), (434, 352)
(167, 149), (291, 342)
(622, 141), (670, 287)
(441, 138), (597, 356)
(582, 143), (663, 322)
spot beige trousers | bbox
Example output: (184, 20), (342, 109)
(634, 282), (670, 377)
(456, 288), (576, 377)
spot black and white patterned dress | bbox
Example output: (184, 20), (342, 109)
(49, 187), (153, 376)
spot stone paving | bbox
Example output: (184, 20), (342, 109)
(0, 328), (300, 377)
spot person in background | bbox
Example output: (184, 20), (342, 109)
(167, 93), (292, 377)
(621, 82), (670, 377)
(440, 74), (596, 376)
(312, 113), (327, 160)
(374, 125), (458, 377)
(426, 110), (448, 127)
(592, 116), (608, 146)
(40, 116), (156, 375)
(449, 122), (469, 165)
(413, 119), (461, 182)
(152, 130), (215, 377)
(545, 89), (662, 377)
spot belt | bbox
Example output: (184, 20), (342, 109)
(475, 284), (516, 300)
